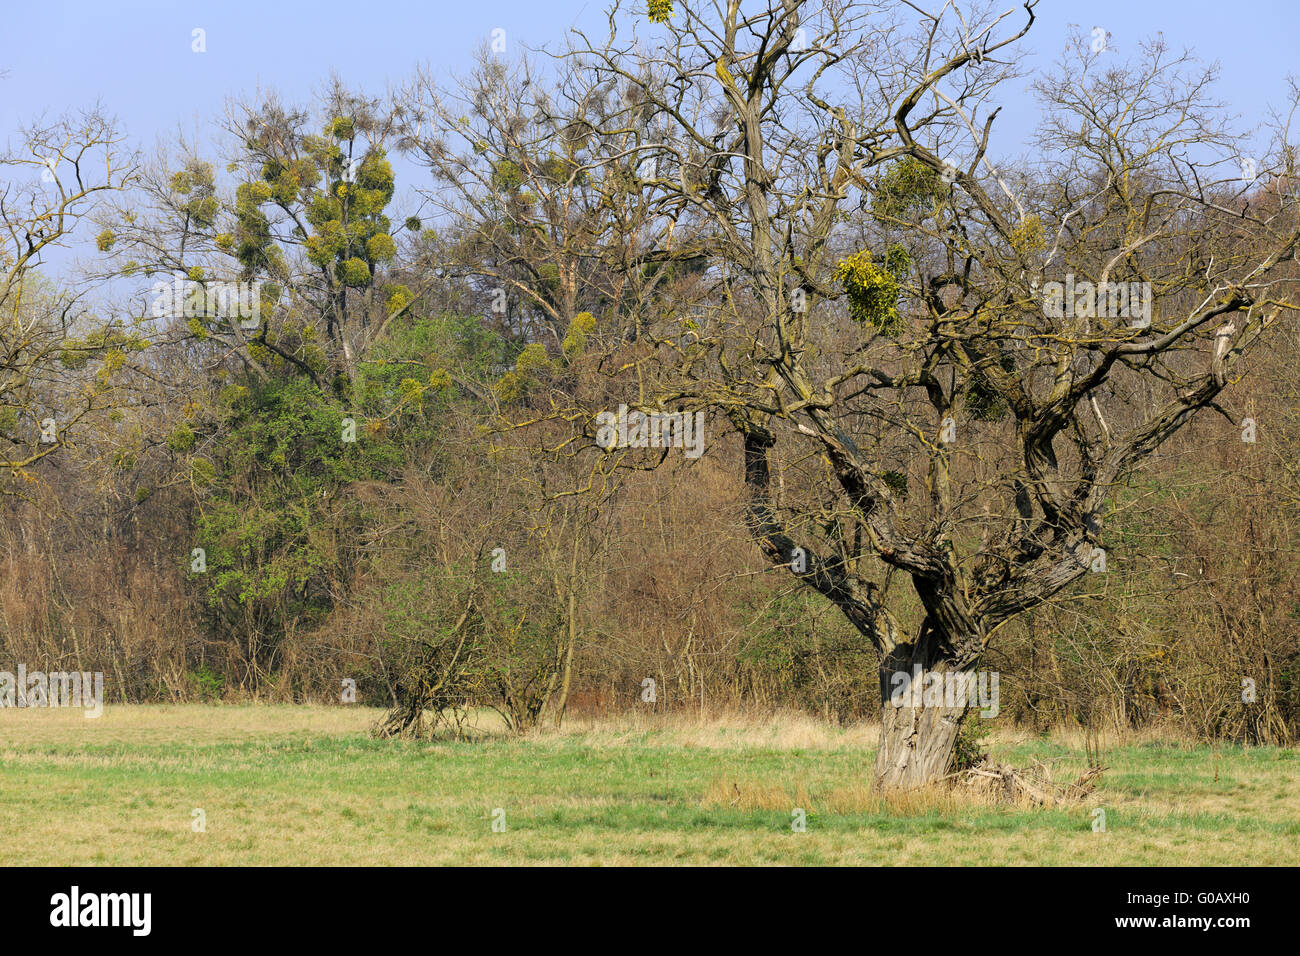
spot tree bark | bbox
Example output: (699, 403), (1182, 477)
(873, 631), (977, 791)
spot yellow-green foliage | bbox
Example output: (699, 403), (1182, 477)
(493, 371), (528, 405)
(536, 263), (560, 298)
(247, 341), (276, 365)
(494, 344), (553, 404)
(305, 220), (347, 266)
(95, 348), (127, 384)
(355, 153), (395, 196)
(884, 244), (912, 279)
(562, 311), (596, 359)
(386, 285), (413, 314)
(296, 143), (396, 288)
(171, 161), (220, 228)
(167, 422), (197, 453)
(338, 257), (370, 288)
(59, 342), (89, 369)
(648, 0), (673, 23)
(190, 457), (216, 487)
(399, 377), (423, 399)
(834, 250), (903, 335)
(307, 195), (342, 227)
(60, 329), (150, 369)
(491, 159), (526, 192)
(366, 233), (397, 262)
(874, 157), (947, 220)
(514, 343), (552, 375)
(1011, 214), (1046, 255)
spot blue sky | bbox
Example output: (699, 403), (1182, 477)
(1, 0), (1296, 279)
(4, 0), (1294, 153)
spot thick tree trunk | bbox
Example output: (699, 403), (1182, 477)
(873, 634), (978, 791)
(875, 689), (967, 790)
(737, 416), (988, 791)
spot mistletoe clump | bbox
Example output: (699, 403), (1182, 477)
(873, 157), (947, 220)
(834, 250), (903, 336)
(648, 0), (673, 24)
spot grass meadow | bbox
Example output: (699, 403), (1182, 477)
(1, 705), (1297, 865)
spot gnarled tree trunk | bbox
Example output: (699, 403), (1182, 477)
(873, 621), (980, 791)
(875, 679), (968, 791)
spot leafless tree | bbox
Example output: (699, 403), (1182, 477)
(557, 0), (1300, 788)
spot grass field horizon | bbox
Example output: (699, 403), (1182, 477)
(2, 705), (1297, 865)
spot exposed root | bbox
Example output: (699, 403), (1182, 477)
(955, 758), (1106, 806)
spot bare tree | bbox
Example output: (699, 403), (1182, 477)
(1, 109), (136, 496)
(398, 46), (695, 352)
(558, 0), (1300, 788)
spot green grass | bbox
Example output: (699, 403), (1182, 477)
(0, 705), (1296, 864)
